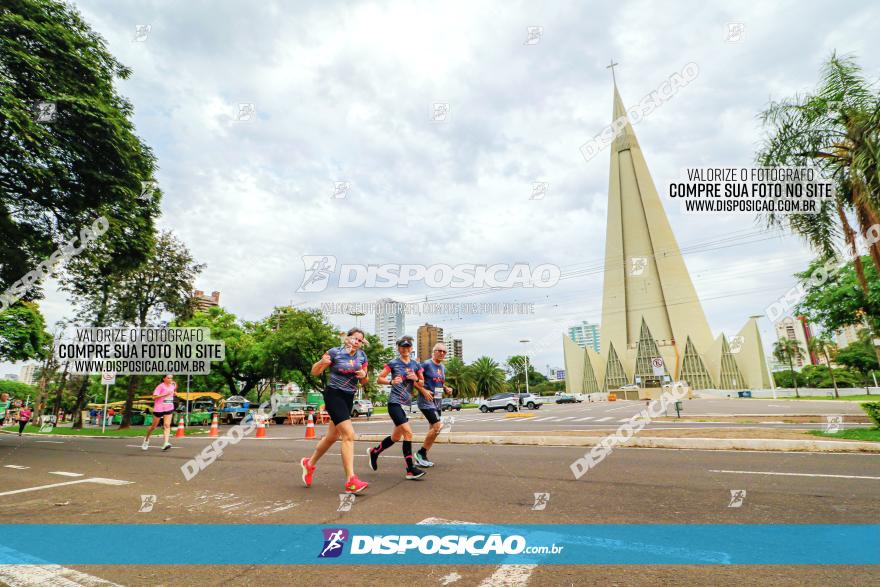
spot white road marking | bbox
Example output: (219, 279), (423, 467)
(48, 472), (83, 477)
(595, 417), (613, 422)
(574, 416), (595, 421)
(440, 571), (462, 585)
(532, 417), (555, 422)
(0, 564), (122, 586)
(4, 465), (29, 470)
(125, 444), (181, 449)
(607, 404), (637, 412)
(477, 564), (538, 587)
(35, 440), (64, 444)
(419, 518), (536, 587)
(710, 469), (880, 480)
(554, 417), (575, 421)
(0, 477), (133, 497)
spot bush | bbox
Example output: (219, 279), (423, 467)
(861, 402), (880, 429)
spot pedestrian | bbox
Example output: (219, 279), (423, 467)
(415, 342), (452, 468)
(142, 374), (177, 451)
(301, 328), (370, 494)
(0, 393), (9, 427)
(368, 336), (427, 480)
(18, 405), (32, 435)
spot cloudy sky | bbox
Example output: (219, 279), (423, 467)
(5, 0), (880, 379)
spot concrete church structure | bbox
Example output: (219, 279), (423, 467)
(564, 78), (773, 395)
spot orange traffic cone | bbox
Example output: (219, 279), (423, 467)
(175, 418), (185, 438)
(208, 413), (219, 437)
(256, 417), (267, 438)
(304, 413), (316, 439)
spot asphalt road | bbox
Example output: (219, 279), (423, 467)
(1, 431), (879, 586)
(345, 399), (869, 435)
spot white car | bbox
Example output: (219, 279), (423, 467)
(478, 392), (519, 413)
(517, 393), (545, 409)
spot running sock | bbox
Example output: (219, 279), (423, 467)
(374, 436), (395, 454)
(417, 447), (428, 459)
(402, 440), (414, 471)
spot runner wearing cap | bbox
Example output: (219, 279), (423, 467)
(301, 328), (370, 494)
(415, 342), (452, 467)
(368, 336), (427, 480)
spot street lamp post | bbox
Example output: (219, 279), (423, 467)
(519, 339), (531, 410)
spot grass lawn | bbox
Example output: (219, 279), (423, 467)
(2, 425), (209, 437)
(809, 428), (880, 442)
(773, 394), (878, 401)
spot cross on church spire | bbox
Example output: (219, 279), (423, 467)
(606, 59), (619, 86)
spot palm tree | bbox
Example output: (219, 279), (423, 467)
(444, 357), (475, 399)
(773, 339), (806, 397)
(468, 356), (507, 399)
(808, 335), (840, 397)
(757, 53), (880, 295)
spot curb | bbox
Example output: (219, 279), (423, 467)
(354, 433), (880, 453)
(0, 430), (209, 439)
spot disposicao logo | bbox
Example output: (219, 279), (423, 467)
(318, 528), (349, 558)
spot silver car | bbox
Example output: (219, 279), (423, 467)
(478, 392), (519, 413)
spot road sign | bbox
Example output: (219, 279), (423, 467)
(101, 372), (116, 385)
(651, 357), (664, 376)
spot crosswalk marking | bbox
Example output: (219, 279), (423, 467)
(595, 417), (613, 422)
(533, 417), (555, 422)
(554, 417), (575, 421)
(574, 416), (595, 421)
(4, 465), (29, 470)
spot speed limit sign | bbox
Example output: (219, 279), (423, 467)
(101, 372), (116, 385)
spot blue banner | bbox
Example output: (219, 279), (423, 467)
(0, 524), (877, 565)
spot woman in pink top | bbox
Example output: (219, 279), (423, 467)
(18, 406), (32, 436)
(143, 374), (177, 451)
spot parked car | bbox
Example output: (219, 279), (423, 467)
(351, 399), (373, 418)
(517, 393), (544, 409)
(555, 394), (579, 404)
(441, 398), (462, 411)
(478, 392), (519, 413)
(620, 384), (640, 392)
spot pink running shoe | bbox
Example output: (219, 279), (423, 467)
(345, 474), (369, 494)
(301, 457), (316, 487)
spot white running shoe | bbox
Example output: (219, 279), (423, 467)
(414, 453), (433, 467)
(141, 440), (149, 451)
(162, 442), (172, 451)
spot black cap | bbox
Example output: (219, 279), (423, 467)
(396, 336), (413, 348)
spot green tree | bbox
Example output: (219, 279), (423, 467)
(835, 331), (880, 384)
(468, 356), (506, 398)
(808, 335), (840, 396)
(773, 338), (806, 397)
(0, 301), (50, 362)
(0, 379), (35, 397)
(0, 0), (159, 292)
(757, 52), (880, 295)
(444, 357), (474, 399)
(112, 231), (204, 427)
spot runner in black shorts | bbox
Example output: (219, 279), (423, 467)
(300, 328), (370, 494)
(368, 336), (427, 480)
(415, 343), (451, 467)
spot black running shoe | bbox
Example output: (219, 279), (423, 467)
(406, 467), (426, 480)
(368, 447), (379, 471)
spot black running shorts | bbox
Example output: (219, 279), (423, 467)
(388, 403), (409, 426)
(322, 387), (355, 425)
(420, 407), (440, 425)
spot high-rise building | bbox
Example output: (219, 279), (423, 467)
(375, 298), (406, 349)
(417, 323), (444, 362)
(774, 316), (811, 370)
(563, 77), (772, 393)
(3, 374), (18, 381)
(192, 290), (220, 313)
(442, 332), (464, 361)
(834, 324), (864, 349)
(18, 364), (37, 386)
(568, 321), (600, 353)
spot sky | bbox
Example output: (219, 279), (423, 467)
(5, 0), (880, 380)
